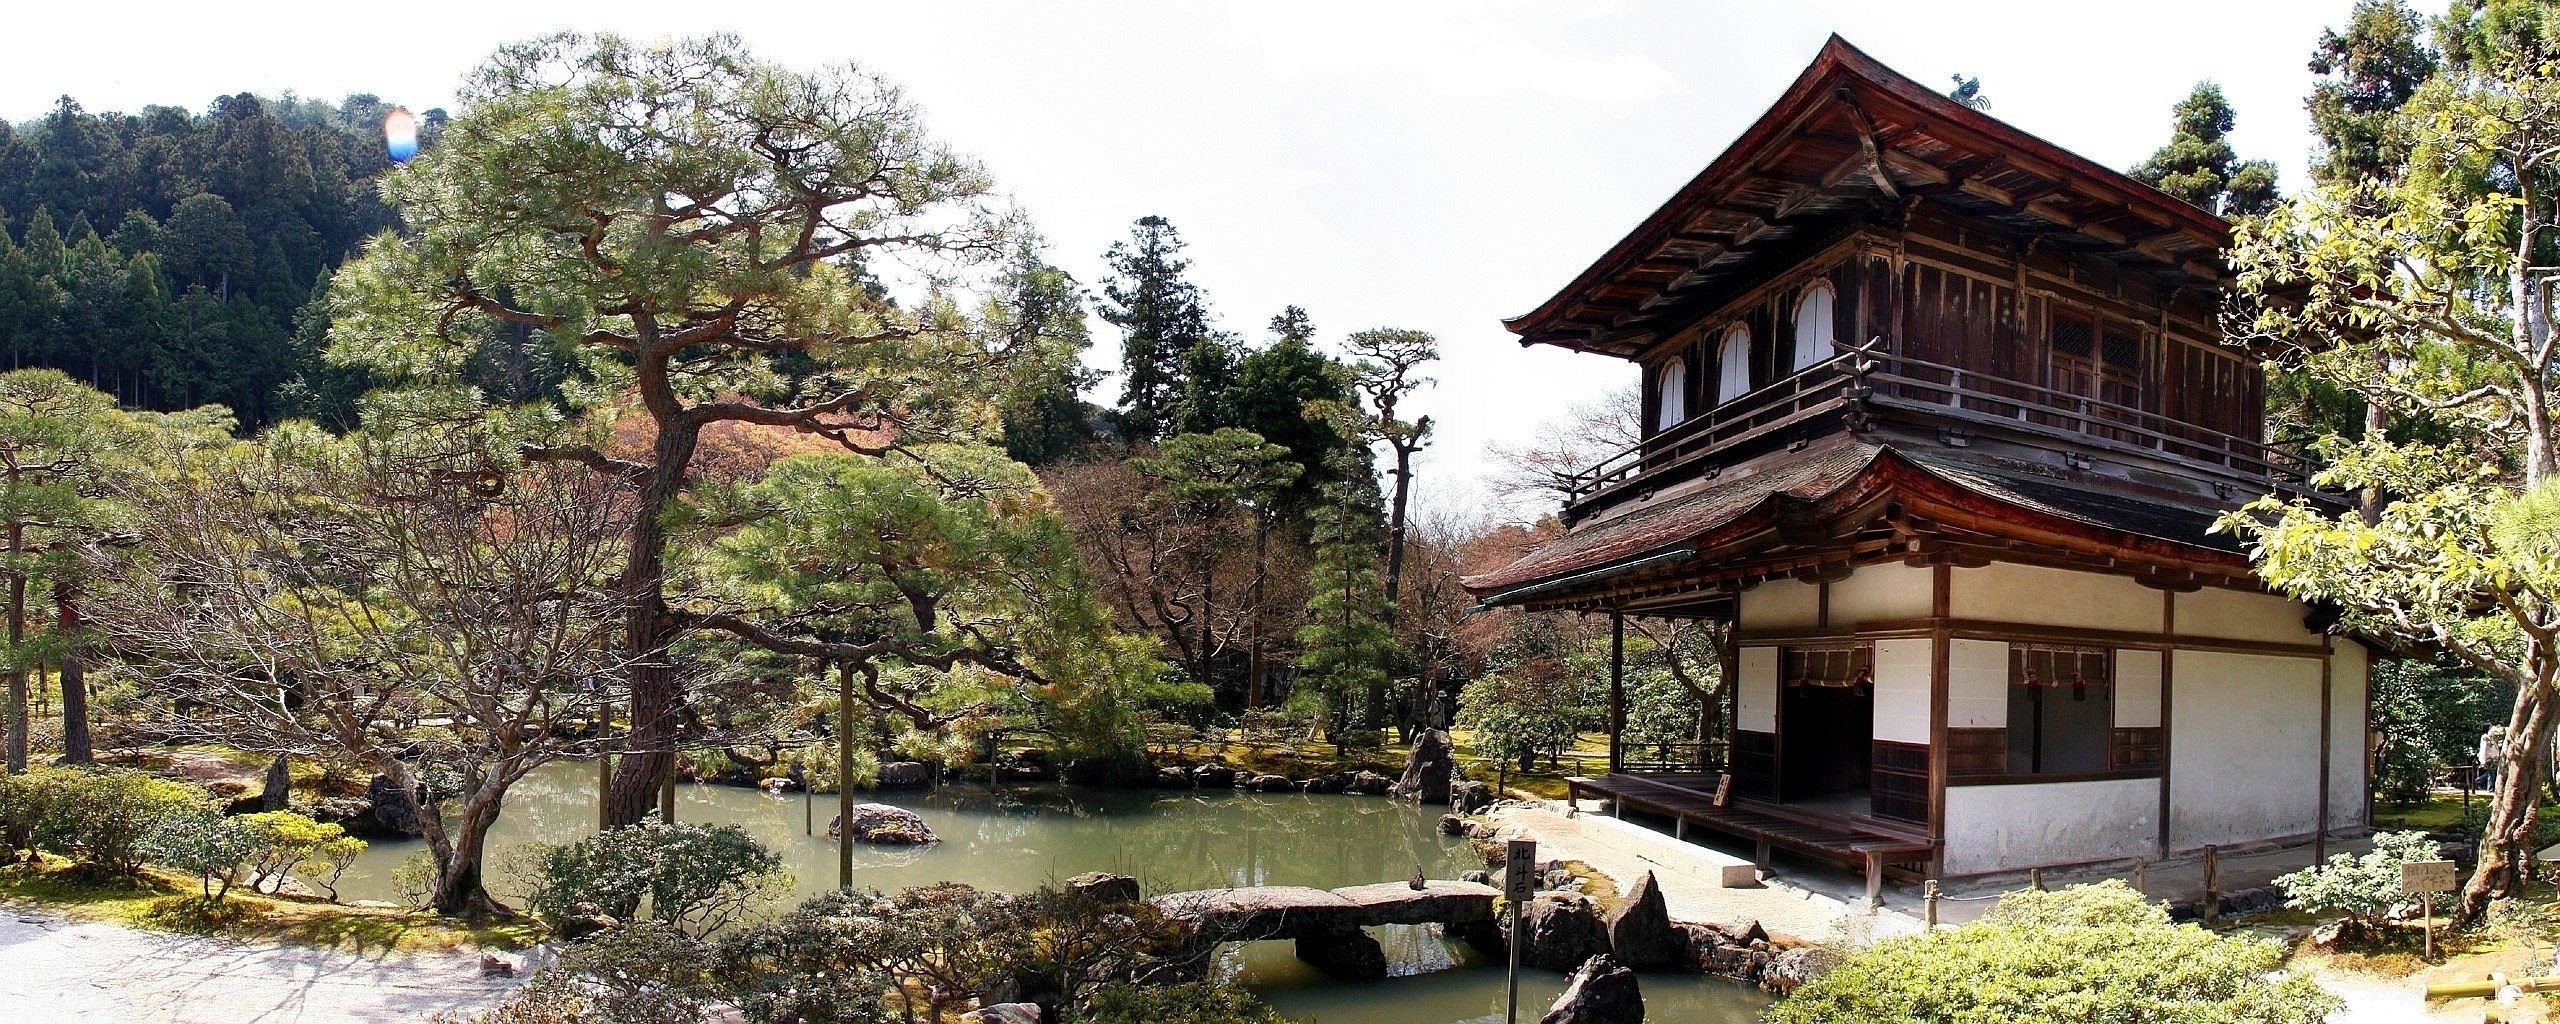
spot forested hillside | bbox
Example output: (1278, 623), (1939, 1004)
(0, 93), (437, 427)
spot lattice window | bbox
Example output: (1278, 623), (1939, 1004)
(2051, 315), (2095, 359)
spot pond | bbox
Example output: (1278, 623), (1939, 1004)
(341, 759), (1770, 1024)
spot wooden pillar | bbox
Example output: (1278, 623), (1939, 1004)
(2317, 639), (2333, 861)
(1926, 562), (1951, 878)
(1607, 612), (1626, 776)
(2157, 589), (2177, 859)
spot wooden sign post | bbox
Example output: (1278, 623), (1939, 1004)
(1712, 773), (1734, 809)
(2402, 859), (2458, 961)
(1505, 839), (1537, 1024)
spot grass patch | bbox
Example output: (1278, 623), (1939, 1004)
(2371, 793), (2480, 833)
(0, 856), (541, 954)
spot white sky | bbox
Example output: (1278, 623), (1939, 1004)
(3, 1), (2353, 520)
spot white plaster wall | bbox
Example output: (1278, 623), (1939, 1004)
(1947, 639), (2009, 728)
(2170, 650), (2324, 849)
(1872, 637), (1931, 744)
(2330, 640), (2370, 830)
(1944, 779), (2160, 875)
(1828, 563), (1933, 624)
(2175, 587), (2322, 645)
(1738, 646), (1779, 732)
(1739, 579), (1823, 630)
(1951, 563), (2162, 633)
(2116, 649), (2163, 729)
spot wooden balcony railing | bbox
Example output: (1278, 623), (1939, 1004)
(1559, 339), (2315, 511)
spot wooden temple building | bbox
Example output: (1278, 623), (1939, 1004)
(1461, 37), (2368, 883)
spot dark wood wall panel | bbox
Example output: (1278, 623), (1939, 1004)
(1946, 727), (2007, 778)
(1731, 729), (1778, 798)
(2111, 727), (2164, 771)
(1870, 739), (1930, 823)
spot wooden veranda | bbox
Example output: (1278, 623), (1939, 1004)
(1567, 772), (1935, 904)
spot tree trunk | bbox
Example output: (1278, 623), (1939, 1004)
(56, 579), (88, 766)
(2457, 674), (2556, 923)
(602, 418), (700, 828)
(422, 780), (510, 919)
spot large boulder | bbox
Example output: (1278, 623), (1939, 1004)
(1393, 729), (1455, 804)
(830, 803), (939, 844)
(961, 1003), (1042, 1024)
(1760, 945), (1842, 995)
(1506, 893), (1613, 972)
(1345, 770), (1394, 796)
(259, 754), (293, 812)
(1603, 872), (1681, 970)
(876, 761), (933, 789)
(1295, 925), (1389, 981)
(1248, 774), (1296, 793)
(1451, 780), (1494, 814)
(1067, 872), (1141, 904)
(1302, 772), (1350, 795)
(1191, 764), (1237, 789)
(1540, 954), (1643, 1024)
(362, 774), (424, 837)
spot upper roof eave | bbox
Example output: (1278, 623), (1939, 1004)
(1503, 34), (2235, 357)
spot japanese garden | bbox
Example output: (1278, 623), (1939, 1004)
(7, 4), (2560, 1023)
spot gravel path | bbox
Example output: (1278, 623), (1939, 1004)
(0, 908), (525, 1023)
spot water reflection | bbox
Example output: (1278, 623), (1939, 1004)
(336, 759), (1769, 1024)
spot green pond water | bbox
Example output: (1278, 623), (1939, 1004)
(342, 759), (1769, 1024)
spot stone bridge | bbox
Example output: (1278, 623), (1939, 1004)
(1150, 880), (1503, 980)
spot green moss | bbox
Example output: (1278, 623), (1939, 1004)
(0, 856), (541, 954)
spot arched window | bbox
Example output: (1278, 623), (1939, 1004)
(1656, 359), (1687, 430)
(1716, 325), (1752, 404)
(1793, 281), (1837, 372)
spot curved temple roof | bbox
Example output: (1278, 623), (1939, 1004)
(1506, 35), (2233, 358)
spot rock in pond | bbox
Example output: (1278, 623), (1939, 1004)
(1156, 766), (1191, 788)
(1540, 954), (1643, 1024)
(1393, 729), (1455, 804)
(1506, 892), (1613, 972)
(1760, 945), (1841, 995)
(1248, 774), (1296, 793)
(1191, 764), (1237, 788)
(829, 803), (939, 844)
(1346, 770), (1394, 795)
(1067, 872), (1141, 904)
(876, 761), (933, 788)
(363, 774), (424, 837)
(1296, 924), (1389, 981)
(1603, 872), (1680, 970)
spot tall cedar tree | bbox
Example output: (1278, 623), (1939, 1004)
(326, 34), (1064, 827)
(2131, 83), (2282, 218)
(1100, 216), (1217, 446)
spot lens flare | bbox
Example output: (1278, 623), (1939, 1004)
(383, 107), (419, 164)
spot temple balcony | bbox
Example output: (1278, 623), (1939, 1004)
(1557, 340), (2317, 526)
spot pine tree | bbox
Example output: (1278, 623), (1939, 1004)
(1292, 465), (1400, 748)
(2131, 83), (2282, 218)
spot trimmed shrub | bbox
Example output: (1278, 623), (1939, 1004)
(0, 766), (207, 874)
(526, 821), (784, 937)
(1767, 882), (2338, 1024)
(145, 807), (261, 903)
(233, 810), (367, 900)
(2274, 830), (2444, 941)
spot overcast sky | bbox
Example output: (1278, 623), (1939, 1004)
(4, 1), (2355, 520)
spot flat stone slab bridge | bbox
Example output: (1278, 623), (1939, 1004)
(1151, 880), (1504, 979)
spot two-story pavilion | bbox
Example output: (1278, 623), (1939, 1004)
(1462, 37), (2368, 884)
